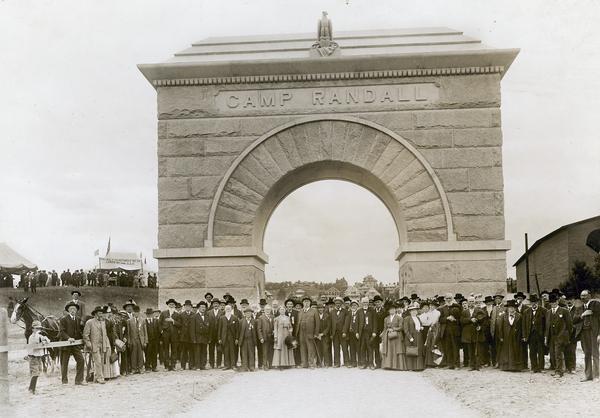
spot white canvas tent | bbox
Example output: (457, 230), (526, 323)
(0, 243), (37, 274)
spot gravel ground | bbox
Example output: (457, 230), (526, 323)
(423, 361), (600, 417)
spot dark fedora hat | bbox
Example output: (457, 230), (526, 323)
(505, 299), (517, 308)
(493, 294), (504, 299)
(165, 298), (177, 306)
(71, 290), (82, 296)
(284, 298), (295, 306)
(64, 301), (80, 312)
(183, 300), (193, 306)
(196, 301), (208, 308)
(91, 305), (104, 315)
(484, 296), (494, 304)
(204, 292), (214, 298)
(514, 292), (526, 299)
(145, 307), (154, 315)
(123, 299), (137, 310)
(259, 298), (267, 306)
(240, 299), (249, 305)
(548, 293), (559, 303)
(302, 296), (312, 303)
(373, 295), (383, 302)
(211, 298), (221, 305)
(410, 293), (419, 300)
(529, 294), (540, 303)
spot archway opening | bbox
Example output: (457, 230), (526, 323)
(263, 180), (399, 289)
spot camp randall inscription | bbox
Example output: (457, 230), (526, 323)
(138, 13), (519, 304)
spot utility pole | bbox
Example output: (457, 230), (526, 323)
(525, 233), (531, 293)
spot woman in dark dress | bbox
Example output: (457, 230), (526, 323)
(403, 304), (425, 371)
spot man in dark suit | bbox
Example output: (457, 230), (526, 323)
(179, 300), (195, 370)
(521, 294), (547, 373)
(238, 308), (257, 371)
(218, 305), (239, 370)
(158, 298), (181, 371)
(439, 293), (462, 369)
(346, 300), (363, 368)
(358, 297), (376, 369)
(207, 299), (222, 369)
(295, 297), (320, 368)
(460, 296), (487, 370)
(144, 308), (161, 372)
(577, 290), (600, 382)
(58, 302), (85, 385)
(284, 298), (301, 366)
(256, 305), (275, 370)
(330, 296), (349, 367)
(191, 301), (210, 370)
(545, 293), (573, 377)
(565, 297), (582, 373)
(316, 303), (331, 367)
(372, 295), (386, 369)
(515, 292), (530, 369)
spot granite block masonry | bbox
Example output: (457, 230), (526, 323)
(139, 22), (518, 302)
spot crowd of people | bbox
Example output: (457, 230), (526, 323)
(10, 270), (158, 291)
(25, 288), (600, 395)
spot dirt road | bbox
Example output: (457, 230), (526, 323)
(179, 368), (479, 418)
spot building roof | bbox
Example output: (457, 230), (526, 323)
(513, 215), (600, 267)
(138, 25), (519, 85)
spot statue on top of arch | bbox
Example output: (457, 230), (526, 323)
(311, 11), (340, 57)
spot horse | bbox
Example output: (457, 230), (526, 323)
(10, 297), (61, 373)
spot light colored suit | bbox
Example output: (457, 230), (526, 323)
(83, 318), (110, 381)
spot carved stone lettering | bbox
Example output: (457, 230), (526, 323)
(216, 83), (439, 113)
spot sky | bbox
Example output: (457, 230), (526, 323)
(1, 0), (599, 285)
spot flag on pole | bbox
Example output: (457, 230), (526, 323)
(94, 249), (99, 257)
(106, 236), (111, 256)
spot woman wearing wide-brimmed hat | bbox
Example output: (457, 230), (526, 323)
(380, 302), (406, 370)
(403, 303), (425, 371)
(272, 306), (295, 369)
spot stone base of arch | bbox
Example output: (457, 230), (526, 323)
(154, 247), (267, 304)
(155, 240), (510, 303)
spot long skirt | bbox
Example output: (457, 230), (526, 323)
(405, 333), (425, 371)
(272, 345), (295, 367)
(381, 336), (407, 370)
(104, 350), (118, 378)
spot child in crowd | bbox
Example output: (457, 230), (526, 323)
(28, 320), (50, 394)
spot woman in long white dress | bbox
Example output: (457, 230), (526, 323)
(272, 306), (295, 369)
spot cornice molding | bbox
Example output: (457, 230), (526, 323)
(152, 65), (504, 87)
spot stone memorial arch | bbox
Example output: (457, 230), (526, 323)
(139, 21), (518, 303)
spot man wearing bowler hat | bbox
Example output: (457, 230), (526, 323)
(514, 291), (530, 370)
(545, 293), (573, 377)
(144, 307), (160, 372)
(69, 290), (86, 324)
(58, 301), (85, 385)
(296, 296), (320, 368)
(159, 298), (180, 371)
(522, 294), (547, 373)
(208, 299), (223, 369)
(179, 300), (195, 370)
(330, 296), (349, 367)
(191, 301), (210, 370)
